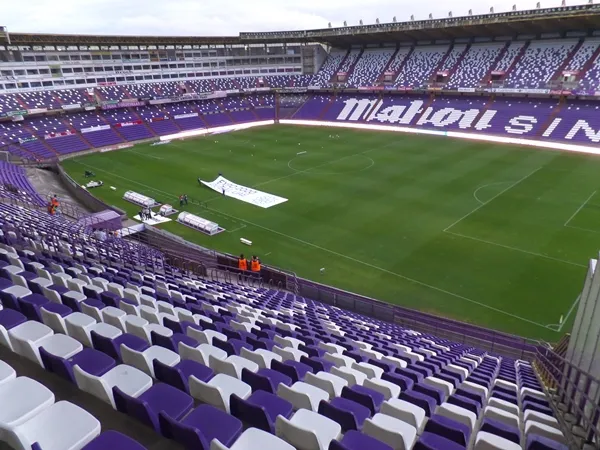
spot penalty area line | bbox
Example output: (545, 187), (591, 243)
(127, 150), (164, 160)
(558, 294), (581, 332)
(444, 230), (586, 268)
(444, 166), (542, 232)
(564, 190), (597, 227)
(472, 181), (513, 205)
(69, 160), (556, 331)
(226, 224), (247, 234)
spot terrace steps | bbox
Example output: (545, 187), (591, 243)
(471, 94), (496, 126)
(377, 47), (400, 83)
(503, 40), (531, 79)
(551, 39), (585, 81)
(538, 99), (565, 136)
(577, 44), (600, 81)
(481, 41), (511, 85)
(290, 96), (311, 119)
(429, 44), (455, 83)
(444, 43), (472, 81)
(318, 95), (337, 119)
(20, 124), (59, 157)
(390, 47), (415, 84)
(131, 110), (158, 137)
(364, 95), (383, 121)
(329, 49), (352, 83)
(342, 48), (365, 81)
(98, 115), (127, 142)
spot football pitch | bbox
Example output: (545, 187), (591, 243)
(61, 125), (600, 341)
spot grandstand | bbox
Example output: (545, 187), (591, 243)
(1, 4), (600, 450)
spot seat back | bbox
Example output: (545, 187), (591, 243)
(474, 430), (521, 450)
(304, 372), (335, 399)
(273, 346), (295, 362)
(18, 296), (48, 322)
(211, 356), (238, 378)
(363, 417), (407, 450)
(0, 324), (12, 351)
(159, 410), (210, 449)
(271, 360), (300, 383)
(39, 346), (75, 383)
(277, 383), (312, 411)
(247, 336), (267, 350)
(0, 291), (22, 312)
(162, 316), (183, 333)
(120, 344), (147, 371)
(213, 338), (235, 357)
(242, 368), (275, 393)
(125, 316), (150, 342)
(91, 330), (119, 360)
(275, 415), (321, 450)
(40, 307), (68, 334)
(230, 393), (271, 432)
(151, 331), (176, 351)
(73, 364), (115, 408)
(154, 359), (186, 392)
(188, 376), (227, 411)
(120, 300), (139, 316)
(81, 302), (104, 322)
(179, 341), (204, 364)
(113, 386), (156, 431)
(318, 399), (357, 432)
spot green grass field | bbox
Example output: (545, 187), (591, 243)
(61, 125), (600, 341)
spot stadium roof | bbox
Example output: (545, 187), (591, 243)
(5, 3), (600, 48)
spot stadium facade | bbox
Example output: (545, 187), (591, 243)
(0, 5), (599, 449)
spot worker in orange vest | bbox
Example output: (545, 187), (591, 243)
(238, 254), (247, 271)
(251, 255), (261, 273)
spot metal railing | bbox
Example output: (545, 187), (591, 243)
(534, 345), (600, 448)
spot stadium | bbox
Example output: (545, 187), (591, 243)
(0, 3), (599, 449)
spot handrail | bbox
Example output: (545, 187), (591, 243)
(534, 344), (600, 446)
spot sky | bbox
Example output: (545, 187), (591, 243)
(4, 0), (570, 36)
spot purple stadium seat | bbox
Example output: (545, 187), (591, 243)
(82, 431), (148, 450)
(413, 432), (467, 450)
(113, 383), (194, 434)
(230, 390), (293, 433)
(159, 403), (243, 450)
(318, 397), (372, 432)
(329, 430), (394, 450)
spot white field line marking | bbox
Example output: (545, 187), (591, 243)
(564, 224), (600, 235)
(444, 230), (587, 268)
(127, 150), (163, 160)
(264, 252), (272, 256)
(288, 155), (375, 176)
(558, 294), (581, 332)
(473, 181), (512, 205)
(226, 224), (247, 234)
(444, 167), (542, 233)
(564, 190), (597, 227)
(70, 160), (556, 331)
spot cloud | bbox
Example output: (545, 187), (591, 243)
(3, 0), (558, 36)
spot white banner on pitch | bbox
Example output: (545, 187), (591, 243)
(201, 176), (288, 209)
